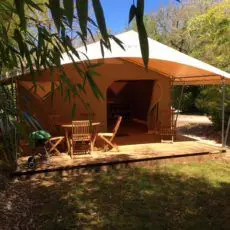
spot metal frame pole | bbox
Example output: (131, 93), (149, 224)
(171, 77), (175, 126)
(222, 79), (225, 147)
(174, 83), (185, 128)
(224, 115), (230, 146)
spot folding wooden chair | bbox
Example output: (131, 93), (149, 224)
(46, 114), (64, 154)
(27, 132), (64, 168)
(46, 136), (65, 155)
(70, 120), (92, 158)
(97, 116), (122, 151)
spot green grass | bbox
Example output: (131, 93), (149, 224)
(1, 160), (230, 229)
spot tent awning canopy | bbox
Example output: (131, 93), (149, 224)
(61, 30), (230, 85)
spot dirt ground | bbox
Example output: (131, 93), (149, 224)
(177, 114), (222, 146)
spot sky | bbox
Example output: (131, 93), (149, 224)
(100, 0), (170, 33)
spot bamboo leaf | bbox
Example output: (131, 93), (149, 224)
(14, 29), (25, 57)
(76, 32), (87, 50)
(14, 0), (26, 29)
(100, 40), (105, 58)
(63, 0), (74, 27)
(92, 0), (108, 41)
(88, 16), (97, 27)
(72, 103), (77, 118)
(24, 0), (43, 11)
(87, 28), (95, 42)
(90, 63), (103, 68)
(129, 4), (136, 23)
(76, 0), (88, 38)
(64, 89), (71, 103)
(137, 0), (144, 19)
(136, 0), (149, 69)
(18, 56), (25, 74)
(49, 0), (61, 32)
(86, 71), (104, 100)
(109, 35), (125, 50)
(88, 68), (101, 77)
(136, 20), (149, 69)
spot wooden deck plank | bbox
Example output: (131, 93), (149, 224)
(15, 141), (225, 176)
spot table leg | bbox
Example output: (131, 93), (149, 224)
(91, 134), (97, 152)
(65, 128), (70, 156)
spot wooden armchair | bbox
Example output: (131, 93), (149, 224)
(97, 116), (122, 151)
(158, 122), (176, 143)
(154, 109), (176, 143)
(70, 120), (92, 157)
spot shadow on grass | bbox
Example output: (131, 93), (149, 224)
(1, 164), (230, 229)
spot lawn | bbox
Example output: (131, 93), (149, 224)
(1, 159), (230, 229)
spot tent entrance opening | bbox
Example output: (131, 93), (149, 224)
(107, 80), (154, 136)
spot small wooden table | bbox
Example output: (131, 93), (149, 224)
(61, 122), (101, 155)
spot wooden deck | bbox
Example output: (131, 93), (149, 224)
(15, 138), (225, 176)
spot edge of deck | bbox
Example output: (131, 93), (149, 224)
(13, 148), (226, 177)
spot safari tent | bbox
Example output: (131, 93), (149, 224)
(16, 30), (230, 139)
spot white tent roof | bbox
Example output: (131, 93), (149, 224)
(61, 30), (230, 85)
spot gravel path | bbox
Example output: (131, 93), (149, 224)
(177, 114), (212, 127)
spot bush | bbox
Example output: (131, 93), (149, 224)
(0, 143), (16, 190)
(173, 86), (202, 114)
(195, 86), (230, 129)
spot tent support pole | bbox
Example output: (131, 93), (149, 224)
(221, 79), (225, 147)
(174, 83), (185, 128)
(170, 77), (175, 127)
(224, 115), (230, 146)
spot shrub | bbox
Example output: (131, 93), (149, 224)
(195, 86), (230, 129)
(173, 86), (202, 114)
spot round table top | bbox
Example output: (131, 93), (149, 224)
(61, 122), (101, 128)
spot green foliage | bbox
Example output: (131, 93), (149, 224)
(76, 0), (88, 37)
(131, 0), (220, 53)
(130, 15), (162, 41)
(0, 84), (18, 170)
(173, 86), (202, 113)
(138, 0), (229, 127)
(196, 85), (230, 129)
(128, 0), (149, 68)
(190, 1), (230, 128)
(188, 0), (230, 71)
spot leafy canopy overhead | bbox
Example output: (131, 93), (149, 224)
(1, 0), (149, 74)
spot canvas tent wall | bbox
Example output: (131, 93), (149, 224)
(16, 30), (230, 139)
(17, 60), (171, 132)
